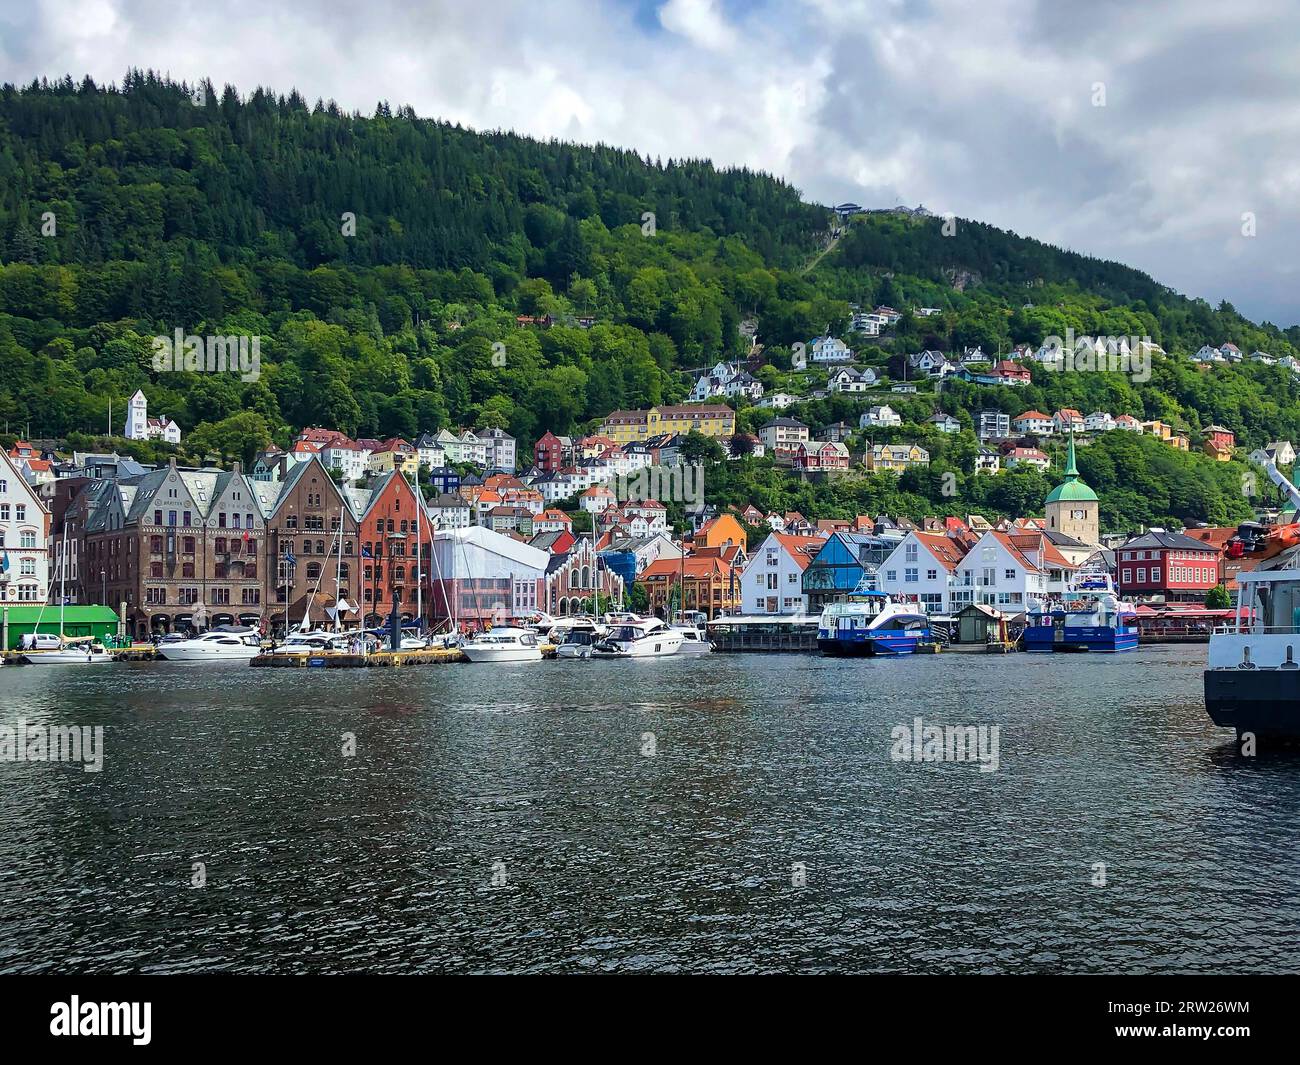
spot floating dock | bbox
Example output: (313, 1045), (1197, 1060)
(251, 647), (468, 668)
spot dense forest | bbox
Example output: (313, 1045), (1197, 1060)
(0, 73), (1295, 531)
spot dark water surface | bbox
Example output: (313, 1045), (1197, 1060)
(1, 645), (1297, 974)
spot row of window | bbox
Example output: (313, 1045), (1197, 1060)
(145, 588), (262, 606)
(0, 529), (39, 547)
(152, 510), (258, 529)
(1121, 567), (1216, 585)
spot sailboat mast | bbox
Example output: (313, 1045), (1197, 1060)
(59, 523), (67, 639)
(413, 468), (423, 628)
(333, 506), (343, 632)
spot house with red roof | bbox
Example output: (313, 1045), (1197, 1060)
(740, 532), (825, 614)
(951, 530), (1077, 611)
(877, 530), (971, 613)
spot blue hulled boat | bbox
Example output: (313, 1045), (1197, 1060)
(1023, 572), (1138, 653)
(817, 591), (932, 656)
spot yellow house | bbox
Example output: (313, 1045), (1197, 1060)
(1140, 420), (1173, 441)
(366, 438), (420, 476)
(865, 443), (931, 472)
(601, 404), (735, 443)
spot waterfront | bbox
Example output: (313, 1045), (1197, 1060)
(2, 646), (1298, 974)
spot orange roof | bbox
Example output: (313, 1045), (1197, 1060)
(912, 531), (967, 572)
(641, 556), (731, 581)
(1014, 410), (1050, 421)
(772, 534), (825, 570)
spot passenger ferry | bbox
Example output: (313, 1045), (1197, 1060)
(816, 591), (932, 656)
(1023, 572), (1139, 653)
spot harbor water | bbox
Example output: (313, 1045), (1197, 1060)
(2, 646), (1298, 974)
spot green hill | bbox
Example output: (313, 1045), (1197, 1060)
(0, 73), (1294, 531)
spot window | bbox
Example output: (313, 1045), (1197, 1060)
(1137, 568), (1146, 582)
(212, 588), (231, 605)
(905, 568), (918, 583)
(1005, 569), (1015, 581)
(927, 569), (938, 581)
(15, 505), (24, 521)
(1151, 568), (1161, 582)
(885, 570), (896, 582)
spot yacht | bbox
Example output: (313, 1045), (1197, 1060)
(817, 592), (932, 656)
(157, 626), (263, 662)
(669, 623), (713, 655)
(553, 618), (607, 659)
(21, 636), (113, 665)
(1023, 571), (1139, 652)
(592, 617), (683, 658)
(269, 630), (349, 656)
(461, 627), (543, 663)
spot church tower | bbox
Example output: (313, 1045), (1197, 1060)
(125, 389), (148, 440)
(1044, 432), (1099, 546)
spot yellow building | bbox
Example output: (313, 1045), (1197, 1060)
(365, 438), (420, 477)
(865, 443), (930, 472)
(601, 404), (735, 443)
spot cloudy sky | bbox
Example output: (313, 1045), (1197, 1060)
(5, 0), (1299, 325)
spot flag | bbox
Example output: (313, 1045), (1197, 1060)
(362, 544), (373, 558)
(0, 551), (8, 574)
(243, 529), (252, 543)
(284, 551), (296, 565)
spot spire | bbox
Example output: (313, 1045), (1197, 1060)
(1064, 427), (1079, 478)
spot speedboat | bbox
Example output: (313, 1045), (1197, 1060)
(269, 630), (348, 656)
(157, 626), (263, 662)
(461, 627), (543, 663)
(551, 618), (607, 658)
(669, 624), (712, 654)
(1023, 571), (1138, 652)
(592, 617), (683, 658)
(21, 636), (113, 665)
(817, 592), (932, 656)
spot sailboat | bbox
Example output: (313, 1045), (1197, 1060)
(21, 525), (113, 664)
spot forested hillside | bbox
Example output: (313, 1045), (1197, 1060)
(0, 73), (1295, 531)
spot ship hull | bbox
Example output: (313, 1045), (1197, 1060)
(1204, 668), (1300, 738)
(818, 633), (926, 656)
(1023, 625), (1139, 653)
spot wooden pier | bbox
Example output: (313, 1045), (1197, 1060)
(250, 647), (469, 668)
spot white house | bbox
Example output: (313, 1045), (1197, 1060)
(810, 336), (853, 363)
(1249, 350), (1276, 364)
(123, 389), (181, 444)
(1084, 411), (1116, 433)
(926, 413), (960, 434)
(1004, 447), (1050, 472)
(950, 531), (1075, 612)
(1115, 414), (1143, 433)
(740, 532), (821, 614)
(860, 404), (902, 429)
(1192, 345), (1226, 364)
(828, 366), (875, 393)
(1012, 411), (1053, 436)
(877, 531), (966, 614)
(0, 449), (50, 603)
(758, 392), (799, 410)
(976, 447), (1001, 473)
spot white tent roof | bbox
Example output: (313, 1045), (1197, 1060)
(430, 526), (549, 579)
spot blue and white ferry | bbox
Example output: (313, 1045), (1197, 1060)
(1023, 571), (1138, 653)
(817, 591), (933, 656)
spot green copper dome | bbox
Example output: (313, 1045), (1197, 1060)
(1044, 432), (1098, 504)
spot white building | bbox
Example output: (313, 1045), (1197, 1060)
(758, 392), (799, 410)
(828, 366), (875, 393)
(810, 336), (853, 363)
(0, 449), (50, 603)
(950, 531), (1075, 612)
(740, 532), (821, 614)
(123, 389), (181, 444)
(1085, 411), (1116, 433)
(877, 531), (966, 614)
(1012, 411), (1054, 436)
(476, 428), (516, 472)
(860, 405), (902, 429)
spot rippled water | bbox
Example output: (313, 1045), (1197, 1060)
(1, 646), (1298, 974)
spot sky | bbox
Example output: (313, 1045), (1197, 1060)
(4, 0), (1299, 326)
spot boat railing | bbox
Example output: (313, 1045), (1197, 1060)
(1213, 623), (1300, 636)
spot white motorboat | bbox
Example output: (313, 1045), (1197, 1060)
(592, 617), (683, 658)
(21, 636), (113, 665)
(157, 626), (263, 662)
(461, 627), (543, 663)
(555, 629), (600, 659)
(669, 624), (713, 655)
(269, 630), (349, 656)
